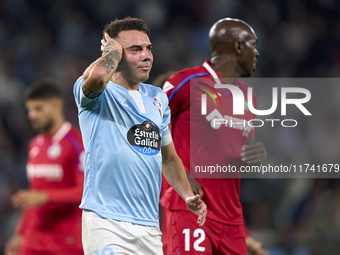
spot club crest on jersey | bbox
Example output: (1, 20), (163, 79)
(143, 120), (152, 130)
(127, 121), (161, 156)
(118, 97), (128, 106)
(47, 144), (62, 159)
(153, 97), (162, 117)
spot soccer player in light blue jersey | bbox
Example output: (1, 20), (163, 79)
(73, 17), (207, 255)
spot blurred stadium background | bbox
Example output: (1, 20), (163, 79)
(1, 0), (340, 254)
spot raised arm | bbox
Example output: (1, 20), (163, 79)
(162, 141), (207, 226)
(82, 33), (123, 99)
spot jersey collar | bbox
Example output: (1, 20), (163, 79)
(203, 61), (244, 88)
(52, 122), (72, 143)
(203, 61), (222, 85)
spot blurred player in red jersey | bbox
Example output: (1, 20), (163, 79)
(5, 79), (84, 255)
(160, 18), (269, 255)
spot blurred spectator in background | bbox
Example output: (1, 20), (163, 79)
(4, 79), (84, 255)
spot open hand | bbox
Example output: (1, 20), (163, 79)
(101, 32), (123, 61)
(241, 142), (267, 165)
(4, 234), (23, 255)
(11, 190), (48, 210)
(185, 194), (207, 227)
(246, 237), (269, 255)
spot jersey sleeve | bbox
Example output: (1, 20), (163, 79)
(73, 76), (102, 110)
(163, 72), (191, 172)
(161, 96), (171, 131)
(159, 89), (172, 147)
(46, 171), (83, 204)
(161, 126), (172, 147)
(163, 72), (190, 117)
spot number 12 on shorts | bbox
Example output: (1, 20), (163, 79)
(182, 228), (206, 252)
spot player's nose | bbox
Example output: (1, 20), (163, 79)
(142, 49), (153, 62)
(255, 48), (260, 58)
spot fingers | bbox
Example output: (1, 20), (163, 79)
(256, 244), (269, 255)
(242, 142), (262, 150)
(195, 181), (205, 198)
(189, 194), (200, 203)
(197, 201), (207, 227)
(185, 194), (201, 210)
(195, 185), (205, 199)
(185, 195), (207, 226)
(192, 185), (204, 199)
(5, 242), (18, 255)
(253, 248), (269, 255)
(198, 188), (205, 199)
(103, 32), (110, 42)
(249, 241), (269, 255)
(242, 154), (265, 165)
(241, 142), (267, 165)
(100, 33), (123, 59)
(187, 173), (205, 198)
(101, 37), (108, 53)
(4, 243), (11, 255)
(101, 33), (111, 52)
(259, 249), (269, 255)
(191, 194), (201, 208)
(11, 190), (42, 210)
(5, 235), (22, 255)
(11, 191), (26, 209)
(241, 142), (264, 154)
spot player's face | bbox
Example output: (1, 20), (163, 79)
(239, 30), (259, 77)
(26, 99), (55, 132)
(115, 30), (153, 84)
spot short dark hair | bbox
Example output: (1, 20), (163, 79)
(26, 78), (63, 101)
(103, 17), (151, 38)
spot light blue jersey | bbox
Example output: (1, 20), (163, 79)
(74, 76), (170, 227)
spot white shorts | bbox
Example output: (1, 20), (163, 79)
(82, 210), (163, 255)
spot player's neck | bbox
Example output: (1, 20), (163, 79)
(210, 56), (241, 79)
(45, 117), (65, 136)
(111, 73), (140, 91)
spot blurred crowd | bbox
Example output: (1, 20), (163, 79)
(1, 0), (340, 254)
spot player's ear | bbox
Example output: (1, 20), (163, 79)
(234, 41), (244, 55)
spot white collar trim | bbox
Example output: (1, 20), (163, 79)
(52, 122), (71, 143)
(203, 61), (221, 84)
